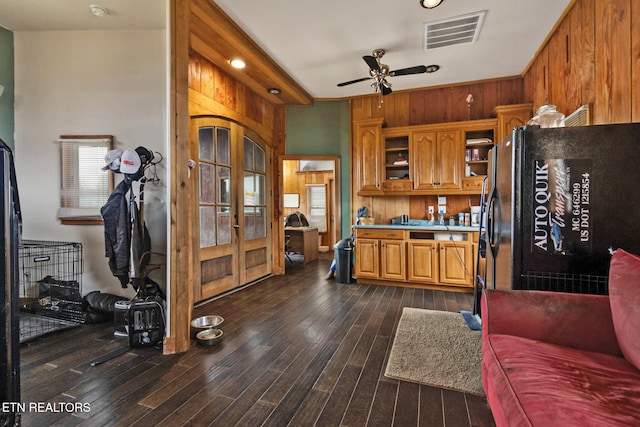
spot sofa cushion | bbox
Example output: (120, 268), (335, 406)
(609, 249), (640, 370)
(484, 334), (640, 426)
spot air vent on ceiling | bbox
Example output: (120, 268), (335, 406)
(423, 11), (486, 50)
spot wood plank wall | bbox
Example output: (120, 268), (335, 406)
(350, 77), (524, 126)
(524, 0), (640, 123)
(188, 52), (279, 139)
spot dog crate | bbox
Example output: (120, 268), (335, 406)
(19, 240), (83, 343)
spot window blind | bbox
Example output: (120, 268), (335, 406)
(57, 136), (112, 220)
(307, 184), (327, 233)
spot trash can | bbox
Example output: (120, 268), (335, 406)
(334, 238), (354, 283)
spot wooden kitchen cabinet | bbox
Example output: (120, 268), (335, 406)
(354, 228), (405, 280)
(355, 227), (477, 291)
(354, 238), (379, 278)
(352, 104), (531, 197)
(412, 129), (463, 191)
(438, 240), (474, 288)
(462, 119), (497, 193)
(407, 240), (439, 284)
(381, 239), (405, 280)
(494, 103), (532, 142)
(382, 129), (412, 192)
(354, 118), (384, 195)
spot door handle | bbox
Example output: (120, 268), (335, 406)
(233, 224), (240, 229)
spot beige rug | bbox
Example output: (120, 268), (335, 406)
(384, 307), (484, 396)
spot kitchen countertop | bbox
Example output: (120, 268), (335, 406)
(353, 220), (480, 232)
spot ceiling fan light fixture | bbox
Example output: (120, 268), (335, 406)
(420, 0), (443, 9)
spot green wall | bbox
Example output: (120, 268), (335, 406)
(286, 100), (351, 238)
(0, 27), (14, 149)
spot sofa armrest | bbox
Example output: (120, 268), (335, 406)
(482, 289), (622, 356)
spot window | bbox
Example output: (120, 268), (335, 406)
(307, 184), (327, 232)
(58, 135), (113, 224)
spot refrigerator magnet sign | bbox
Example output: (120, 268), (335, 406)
(531, 158), (592, 255)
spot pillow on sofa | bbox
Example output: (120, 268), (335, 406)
(609, 249), (640, 370)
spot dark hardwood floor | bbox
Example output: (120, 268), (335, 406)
(19, 254), (496, 426)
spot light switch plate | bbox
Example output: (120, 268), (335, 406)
(438, 196), (447, 205)
(428, 206), (434, 214)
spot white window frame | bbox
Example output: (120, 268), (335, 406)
(57, 135), (113, 224)
(306, 184), (327, 233)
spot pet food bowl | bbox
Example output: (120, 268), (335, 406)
(195, 328), (223, 346)
(191, 315), (224, 338)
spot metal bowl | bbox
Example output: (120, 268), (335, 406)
(195, 328), (223, 346)
(191, 315), (224, 338)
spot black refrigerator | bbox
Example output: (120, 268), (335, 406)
(485, 123), (640, 294)
(1, 138), (21, 426)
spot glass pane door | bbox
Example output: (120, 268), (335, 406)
(192, 119), (238, 302)
(191, 118), (271, 302)
(198, 126), (232, 248)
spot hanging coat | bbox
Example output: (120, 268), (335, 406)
(128, 195), (151, 282)
(101, 180), (131, 287)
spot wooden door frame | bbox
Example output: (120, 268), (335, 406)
(281, 155), (342, 254)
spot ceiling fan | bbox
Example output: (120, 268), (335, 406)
(337, 49), (439, 96)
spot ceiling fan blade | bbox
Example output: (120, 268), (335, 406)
(363, 55), (380, 71)
(337, 76), (371, 87)
(380, 81), (393, 96)
(390, 65), (427, 76)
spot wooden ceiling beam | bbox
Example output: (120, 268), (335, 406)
(190, 0), (313, 106)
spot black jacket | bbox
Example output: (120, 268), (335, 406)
(101, 180), (131, 286)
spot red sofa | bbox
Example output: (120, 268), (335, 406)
(481, 249), (640, 427)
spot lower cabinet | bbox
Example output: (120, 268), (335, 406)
(438, 241), (474, 288)
(354, 228), (406, 281)
(407, 241), (439, 284)
(381, 239), (405, 280)
(355, 227), (476, 290)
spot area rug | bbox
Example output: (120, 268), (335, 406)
(384, 307), (484, 396)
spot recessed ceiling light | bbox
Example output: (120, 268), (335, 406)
(267, 88), (281, 95)
(229, 58), (246, 69)
(90, 4), (109, 17)
(420, 0), (443, 9)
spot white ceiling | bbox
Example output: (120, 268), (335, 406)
(215, 0), (571, 99)
(0, 0), (571, 100)
(0, 0), (165, 31)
